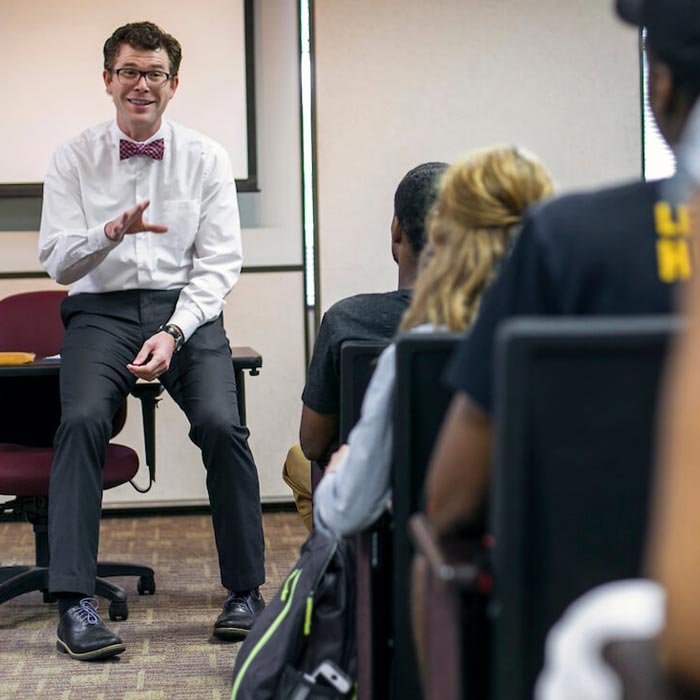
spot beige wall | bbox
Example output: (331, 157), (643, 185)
(314, 0), (642, 310)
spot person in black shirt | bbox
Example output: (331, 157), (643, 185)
(424, 0), (700, 536)
(300, 162), (448, 460)
(284, 162), (447, 529)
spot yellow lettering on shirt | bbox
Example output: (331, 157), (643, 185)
(657, 240), (692, 282)
(655, 201), (693, 282)
(655, 202), (691, 237)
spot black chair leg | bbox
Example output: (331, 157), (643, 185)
(96, 561), (154, 579)
(0, 566), (50, 604)
(97, 561), (156, 596)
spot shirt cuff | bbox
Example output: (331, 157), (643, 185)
(89, 223), (121, 252)
(167, 307), (200, 342)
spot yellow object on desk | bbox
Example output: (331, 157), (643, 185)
(0, 352), (36, 365)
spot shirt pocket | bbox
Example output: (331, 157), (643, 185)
(159, 199), (200, 257)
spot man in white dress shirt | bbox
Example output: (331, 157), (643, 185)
(39, 21), (265, 661)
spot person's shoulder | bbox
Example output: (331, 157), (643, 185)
(524, 179), (658, 244)
(535, 179), (656, 226)
(325, 290), (410, 319)
(54, 121), (112, 158)
(168, 121), (227, 158)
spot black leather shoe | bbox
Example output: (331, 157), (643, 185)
(213, 588), (265, 640)
(56, 598), (125, 661)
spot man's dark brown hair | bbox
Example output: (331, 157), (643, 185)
(103, 21), (182, 76)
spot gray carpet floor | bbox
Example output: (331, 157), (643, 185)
(0, 511), (307, 699)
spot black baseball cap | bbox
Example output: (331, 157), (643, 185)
(616, 0), (700, 88)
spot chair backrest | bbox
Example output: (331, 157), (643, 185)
(339, 340), (390, 699)
(391, 331), (462, 700)
(0, 290), (127, 446)
(490, 316), (678, 700)
(339, 341), (389, 442)
(0, 291), (67, 357)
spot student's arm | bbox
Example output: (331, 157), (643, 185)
(299, 405), (339, 462)
(425, 392), (492, 535)
(648, 193), (700, 688)
(299, 308), (345, 462)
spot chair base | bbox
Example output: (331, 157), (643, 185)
(0, 561), (156, 621)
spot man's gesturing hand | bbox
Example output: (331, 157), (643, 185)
(127, 331), (176, 381)
(104, 200), (168, 242)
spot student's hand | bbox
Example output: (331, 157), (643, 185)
(326, 444), (350, 474)
(104, 200), (168, 242)
(127, 331), (176, 381)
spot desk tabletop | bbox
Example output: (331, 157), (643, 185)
(0, 346), (262, 377)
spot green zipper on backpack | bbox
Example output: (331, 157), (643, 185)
(231, 568), (303, 700)
(302, 540), (339, 637)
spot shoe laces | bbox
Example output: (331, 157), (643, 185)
(75, 597), (101, 625)
(224, 589), (256, 611)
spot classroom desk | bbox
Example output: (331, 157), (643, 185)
(0, 346), (262, 425)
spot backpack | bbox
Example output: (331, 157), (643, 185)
(231, 529), (357, 700)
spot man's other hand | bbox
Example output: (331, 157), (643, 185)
(104, 200), (168, 242)
(127, 331), (176, 381)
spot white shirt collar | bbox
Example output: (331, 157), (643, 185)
(109, 119), (170, 146)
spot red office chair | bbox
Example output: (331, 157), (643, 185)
(0, 291), (160, 620)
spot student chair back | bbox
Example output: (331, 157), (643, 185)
(391, 331), (462, 700)
(339, 340), (390, 698)
(491, 316), (678, 700)
(339, 341), (389, 442)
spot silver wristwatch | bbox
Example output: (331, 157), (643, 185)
(158, 323), (184, 352)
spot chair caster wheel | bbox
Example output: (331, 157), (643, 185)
(109, 600), (128, 621)
(42, 589), (57, 604)
(137, 575), (156, 595)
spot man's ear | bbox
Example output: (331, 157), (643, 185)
(391, 215), (404, 244)
(103, 69), (114, 95)
(649, 60), (674, 122)
(168, 74), (180, 98)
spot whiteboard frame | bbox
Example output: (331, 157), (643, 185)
(0, 0), (257, 197)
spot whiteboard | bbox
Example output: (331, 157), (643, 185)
(0, 0), (251, 188)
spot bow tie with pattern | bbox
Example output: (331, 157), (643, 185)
(119, 138), (165, 161)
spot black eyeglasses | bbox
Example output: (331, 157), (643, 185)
(111, 68), (172, 86)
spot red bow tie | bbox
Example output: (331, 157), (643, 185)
(119, 138), (165, 161)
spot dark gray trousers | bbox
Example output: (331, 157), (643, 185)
(48, 290), (265, 595)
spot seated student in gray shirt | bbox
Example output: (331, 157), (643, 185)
(313, 146), (553, 537)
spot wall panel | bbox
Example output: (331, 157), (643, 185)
(314, 0), (642, 311)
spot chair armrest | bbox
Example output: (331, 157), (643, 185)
(408, 514), (491, 700)
(129, 382), (164, 491)
(230, 346), (262, 426)
(408, 513), (484, 589)
(232, 346), (263, 376)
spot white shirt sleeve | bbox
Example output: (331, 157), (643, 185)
(168, 144), (243, 340)
(535, 579), (665, 700)
(38, 144), (120, 285)
(313, 342), (397, 537)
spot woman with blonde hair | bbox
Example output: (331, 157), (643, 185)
(313, 146), (553, 537)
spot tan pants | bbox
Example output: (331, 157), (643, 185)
(282, 444), (313, 532)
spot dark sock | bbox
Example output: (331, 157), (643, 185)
(57, 592), (86, 616)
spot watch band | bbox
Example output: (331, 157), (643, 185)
(158, 323), (184, 352)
